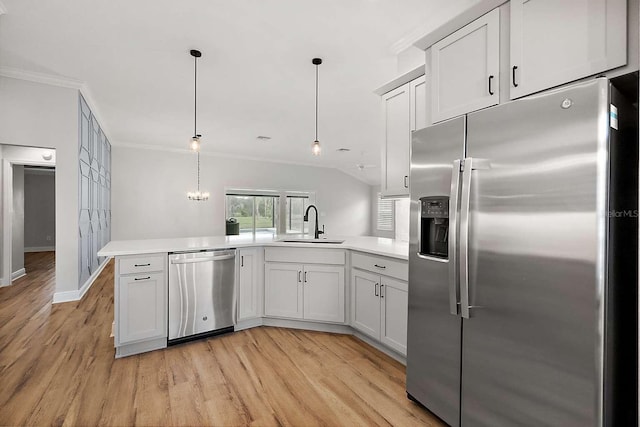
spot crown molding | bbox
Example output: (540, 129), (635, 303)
(111, 141), (372, 177)
(0, 65), (83, 89)
(0, 1), (7, 15)
(0, 66), (113, 141)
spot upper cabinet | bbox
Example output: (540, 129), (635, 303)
(430, 8), (500, 123)
(381, 75), (426, 197)
(509, 0), (627, 99)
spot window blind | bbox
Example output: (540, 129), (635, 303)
(377, 197), (394, 231)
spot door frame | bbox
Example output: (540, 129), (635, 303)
(2, 158), (56, 286)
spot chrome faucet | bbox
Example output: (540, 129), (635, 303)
(303, 204), (324, 239)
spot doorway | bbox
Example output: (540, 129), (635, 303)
(1, 144), (56, 287)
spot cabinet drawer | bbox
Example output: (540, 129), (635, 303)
(352, 252), (407, 281)
(265, 247), (345, 265)
(119, 254), (166, 275)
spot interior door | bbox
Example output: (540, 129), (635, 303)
(461, 79), (608, 426)
(406, 116), (466, 427)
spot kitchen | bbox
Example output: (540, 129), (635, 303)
(0, 0), (638, 426)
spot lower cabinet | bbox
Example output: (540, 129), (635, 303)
(237, 248), (261, 321)
(265, 262), (345, 323)
(115, 255), (167, 347)
(351, 268), (408, 355)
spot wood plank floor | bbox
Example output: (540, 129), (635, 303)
(0, 252), (444, 426)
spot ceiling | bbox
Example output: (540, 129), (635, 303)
(0, 0), (478, 184)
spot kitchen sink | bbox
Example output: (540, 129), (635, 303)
(277, 238), (345, 244)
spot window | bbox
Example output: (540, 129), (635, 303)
(286, 195), (310, 234)
(225, 189), (314, 236)
(377, 196), (394, 232)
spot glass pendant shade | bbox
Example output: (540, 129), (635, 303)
(312, 140), (321, 156)
(190, 135), (201, 152)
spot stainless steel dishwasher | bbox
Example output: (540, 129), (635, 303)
(168, 249), (236, 344)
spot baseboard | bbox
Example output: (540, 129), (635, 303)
(235, 317), (264, 331)
(11, 268), (26, 281)
(24, 246), (55, 253)
(52, 258), (109, 304)
(352, 330), (406, 365)
(262, 317), (352, 335)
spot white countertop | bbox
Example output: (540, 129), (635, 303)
(98, 235), (409, 260)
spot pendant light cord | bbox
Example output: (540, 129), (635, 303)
(197, 151), (200, 192)
(194, 55), (197, 137)
(315, 63), (319, 142)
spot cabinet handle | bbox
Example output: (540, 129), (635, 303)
(403, 175), (409, 188)
(488, 75), (494, 95)
(134, 276), (150, 281)
(375, 283), (379, 296)
(304, 271), (308, 283)
(134, 263), (151, 267)
(241, 256), (244, 267)
(512, 66), (518, 87)
(381, 284), (384, 298)
(298, 271), (302, 283)
(374, 264), (386, 269)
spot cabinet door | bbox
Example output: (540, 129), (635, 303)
(382, 83), (410, 197)
(351, 269), (381, 339)
(303, 265), (345, 323)
(118, 272), (166, 345)
(510, 0), (626, 99)
(380, 277), (408, 355)
(264, 263), (303, 319)
(238, 248), (260, 321)
(410, 75), (427, 132)
(431, 8), (500, 123)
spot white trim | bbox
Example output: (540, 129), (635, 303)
(112, 141), (344, 170)
(24, 246), (55, 253)
(0, 1), (7, 15)
(52, 290), (79, 304)
(412, 0), (507, 50)
(52, 258), (109, 304)
(11, 268), (26, 281)
(0, 67), (113, 140)
(373, 65), (425, 96)
(0, 66), (83, 89)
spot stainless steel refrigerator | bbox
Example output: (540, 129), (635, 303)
(406, 78), (638, 426)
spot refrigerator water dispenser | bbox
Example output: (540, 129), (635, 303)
(420, 196), (449, 258)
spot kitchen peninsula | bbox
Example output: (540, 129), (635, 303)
(98, 235), (409, 359)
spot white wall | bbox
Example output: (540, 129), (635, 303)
(112, 146), (372, 240)
(0, 77), (77, 293)
(11, 165), (24, 274)
(24, 169), (56, 250)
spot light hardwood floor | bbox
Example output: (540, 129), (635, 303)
(0, 252), (444, 426)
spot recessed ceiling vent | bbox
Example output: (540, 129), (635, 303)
(336, 148), (351, 152)
(257, 136), (272, 141)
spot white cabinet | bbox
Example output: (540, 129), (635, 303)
(264, 263), (303, 319)
(115, 254), (167, 348)
(264, 248), (346, 324)
(237, 248), (261, 321)
(509, 0), (626, 99)
(304, 265), (345, 323)
(380, 277), (408, 354)
(430, 8), (500, 123)
(350, 252), (409, 355)
(381, 75), (426, 197)
(265, 263), (345, 323)
(352, 269), (381, 338)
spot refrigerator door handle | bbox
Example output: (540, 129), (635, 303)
(448, 159), (462, 315)
(460, 157), (490, 319)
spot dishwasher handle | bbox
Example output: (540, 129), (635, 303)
(170, 254), (235, 264)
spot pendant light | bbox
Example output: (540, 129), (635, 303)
(187, 49), (209, 201)
(311, 58), (322, 156)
